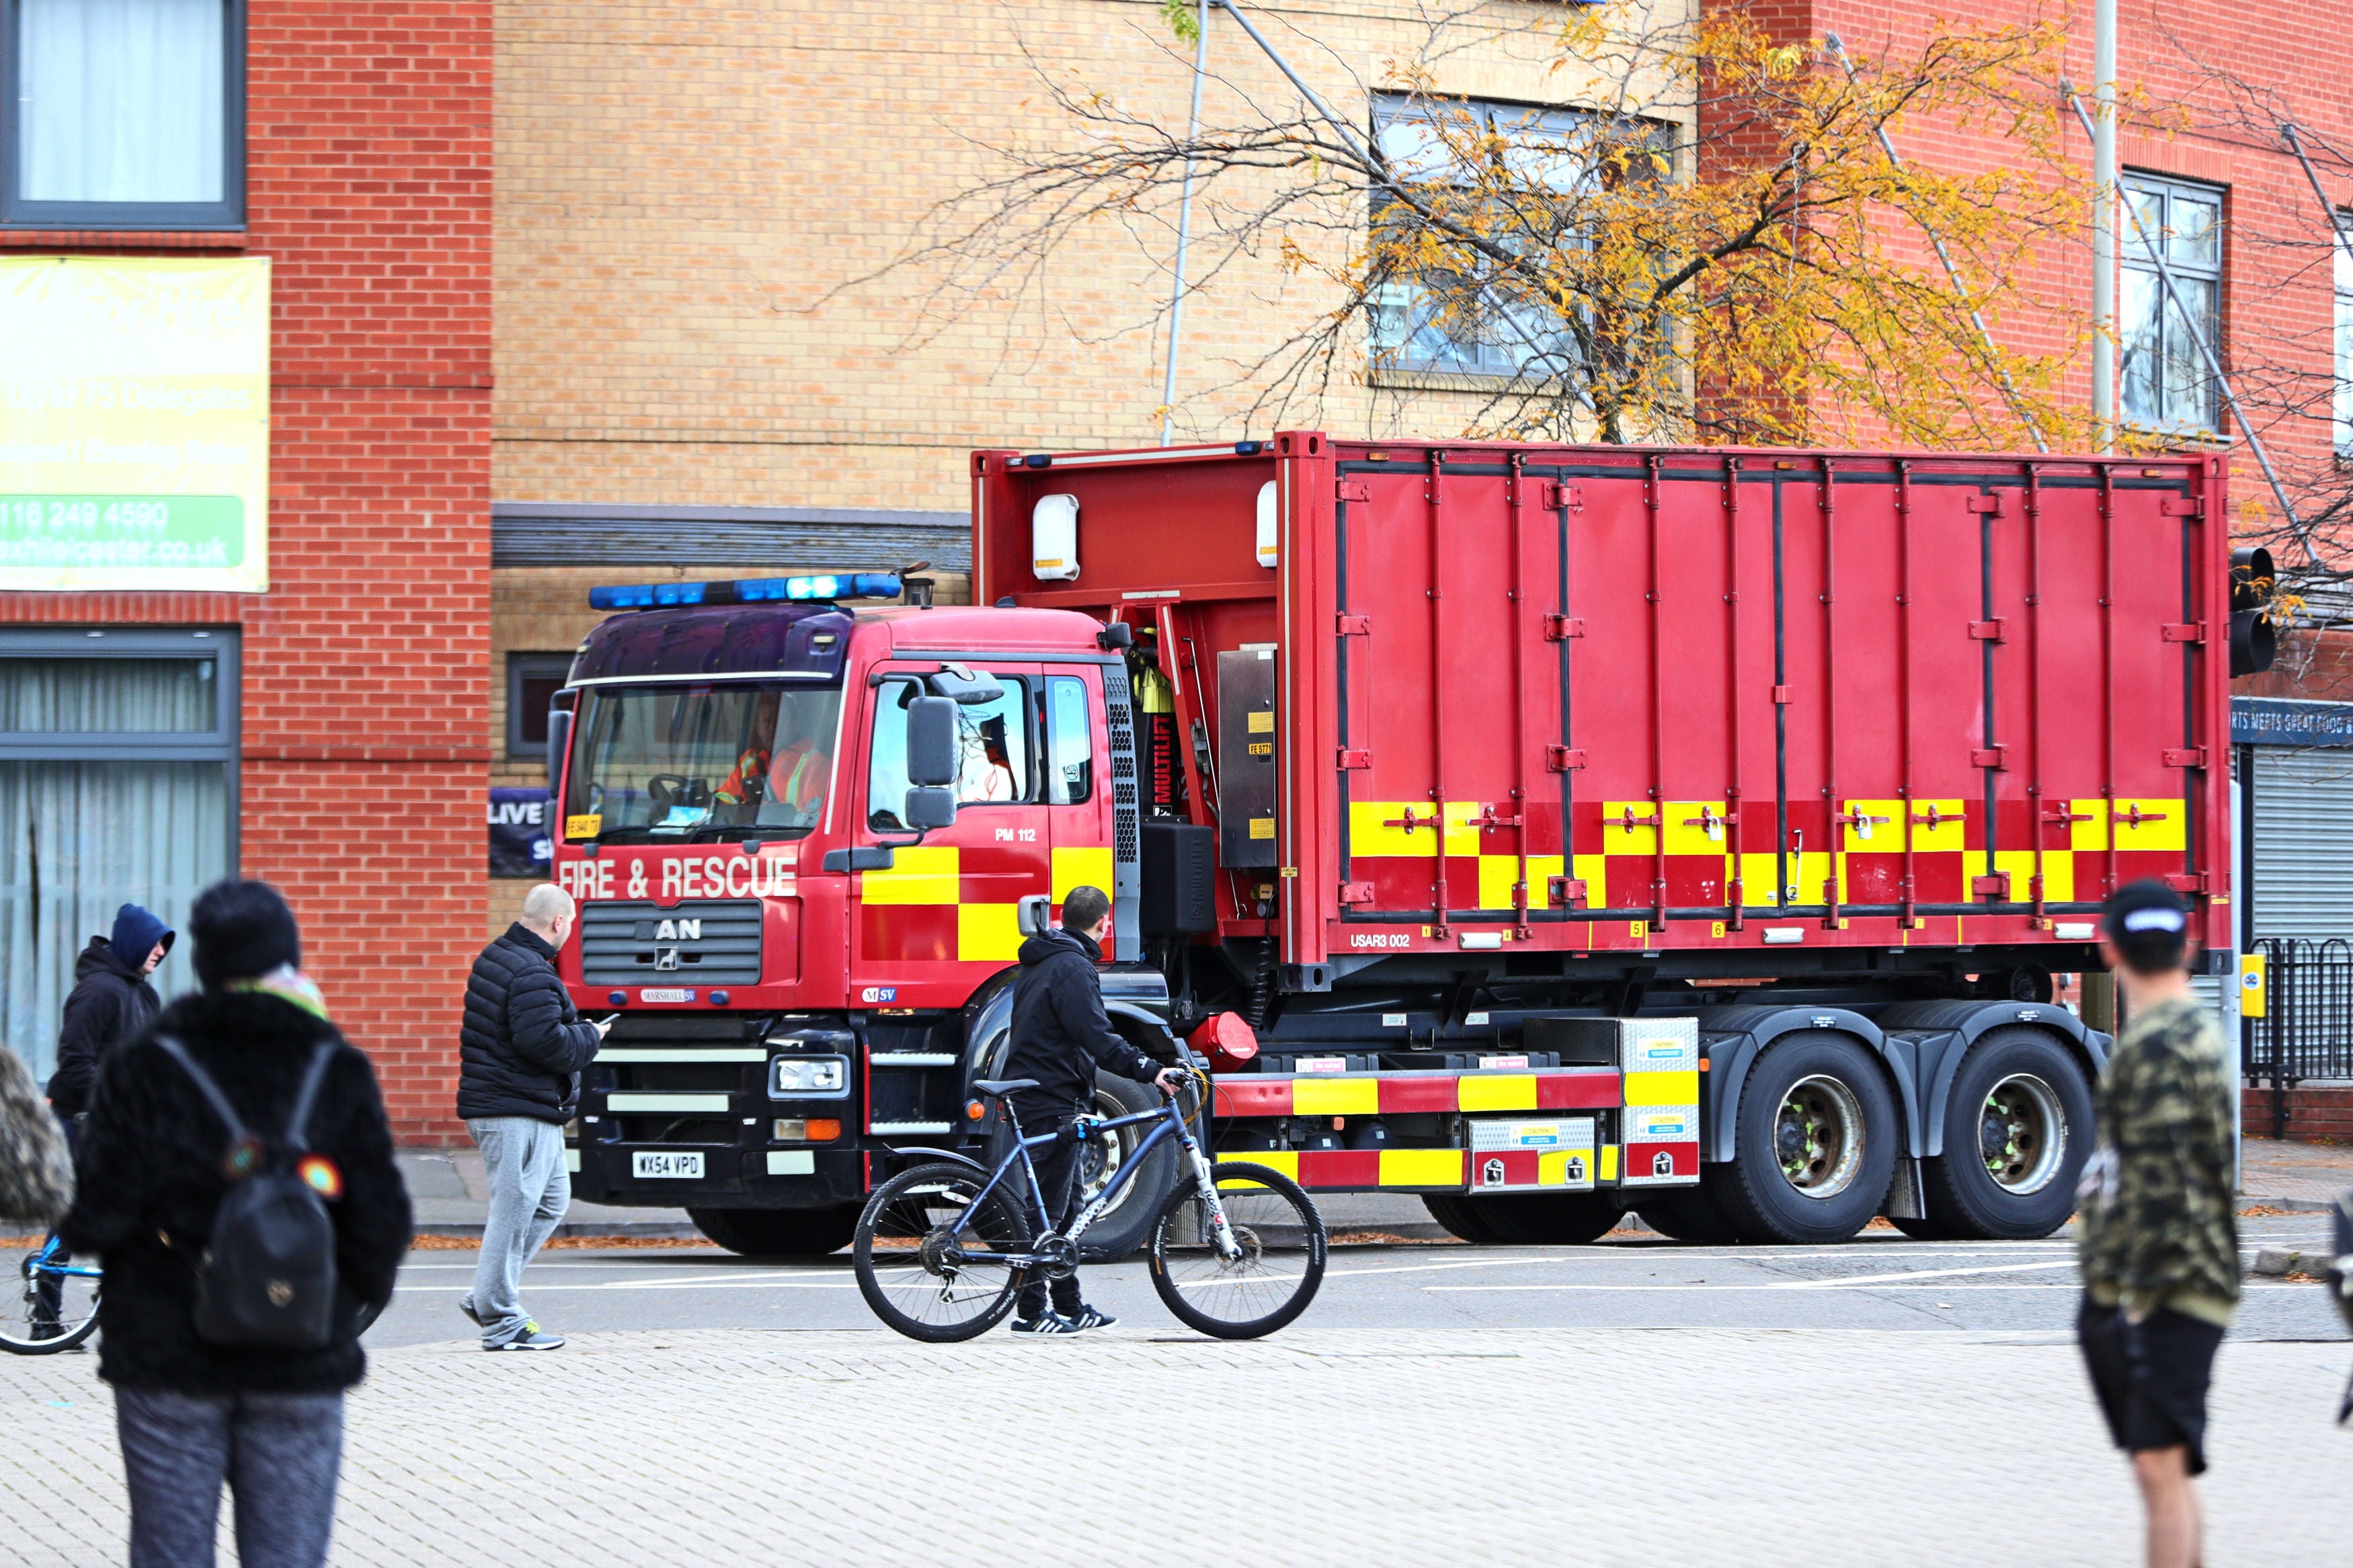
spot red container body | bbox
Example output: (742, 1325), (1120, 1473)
(974, 436), (2231, 972)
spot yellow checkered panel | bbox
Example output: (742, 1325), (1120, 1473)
(955, 903), (1022, 962)
(1349, 800), (1482, 858)
(862, 845), (959, 905)
(1051, 845), (1113, 903)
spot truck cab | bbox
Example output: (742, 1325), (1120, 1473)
(547, 576), (1171, 1256)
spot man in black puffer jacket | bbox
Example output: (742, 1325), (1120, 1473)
(60, 878), (411, 1568)
(456, 882), (606, 1350)
(46, 901), (173, 1120)
(1001, 884), (1181, 1335)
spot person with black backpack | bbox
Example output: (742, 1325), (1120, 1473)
(56, 879), (411, 1568)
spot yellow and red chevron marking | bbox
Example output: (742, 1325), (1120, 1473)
(858, 844), (1113, 963)
(1220, 1149), (1468, 1190)
(1213, 1069), (1621, 1118)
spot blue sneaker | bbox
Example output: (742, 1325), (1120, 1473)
(1065, 1305), (1117, 1332)
(1010, 1313), (1080, 1335)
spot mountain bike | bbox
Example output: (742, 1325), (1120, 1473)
(1, 1234), (100, 1354)
(852, 1060), (1326, 1342)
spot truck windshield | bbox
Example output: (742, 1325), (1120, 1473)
(565, 681), (842, 841)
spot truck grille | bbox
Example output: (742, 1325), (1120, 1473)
(580, 899), (763, 985)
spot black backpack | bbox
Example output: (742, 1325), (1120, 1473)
(158, 1037), (342, 1350)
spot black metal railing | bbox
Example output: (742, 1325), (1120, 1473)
(2245, 937), (2353, 1134)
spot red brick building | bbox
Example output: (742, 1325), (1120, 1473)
(0, 0), (491, 1142)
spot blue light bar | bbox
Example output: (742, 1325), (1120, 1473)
(588, 572), (903, 612)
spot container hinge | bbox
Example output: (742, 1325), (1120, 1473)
(1337, 480), (1373, 504)
(2162, 872), (2207, 894)
(1339, 881), (1377, 906)
(1968, 620), (2005, 641)
(1970, 746), (2007, 768)
(2161, 622), (2204, 643)
(1771, 684), (1792, 705)
(1546, 746), (1587, 772)
(1543, 483), (1582, 511)
(1964, 495), (2005, 515)
(1337, 747), (1372, 770)
(2159, 497), (2203, 518)
(1337, 614), (1371, 636)
(1971, 872), (2011, 899)
(1546, 876), (1589, 907)
(1542, 614), (1585, 641)
(2163, 746), (2209, 768)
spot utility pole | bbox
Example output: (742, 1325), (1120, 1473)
(2091, 0), (2117, 452)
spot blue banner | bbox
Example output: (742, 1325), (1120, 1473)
(2232, 698), (2353, 749)
(489, 788), (552, 877)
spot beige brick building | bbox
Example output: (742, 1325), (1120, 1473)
(485, 0), (1686, 927)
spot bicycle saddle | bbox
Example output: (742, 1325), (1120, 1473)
(969, 1078), (1040, 1099)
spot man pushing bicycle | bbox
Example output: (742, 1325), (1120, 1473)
(1000, 885), (1185, 1335)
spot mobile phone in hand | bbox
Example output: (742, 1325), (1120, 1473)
(596, 1013), (620, 1026)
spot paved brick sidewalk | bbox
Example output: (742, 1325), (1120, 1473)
(2241, 1137), (2353, 1208)
(6, 1327), (2347, 1566)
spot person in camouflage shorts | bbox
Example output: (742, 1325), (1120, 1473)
(2076, 878), (2237, 1568)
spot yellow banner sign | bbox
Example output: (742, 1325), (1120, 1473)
(0, 256), (270, 592)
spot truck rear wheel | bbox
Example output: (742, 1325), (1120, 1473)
(1477, 1193), (1624, 1245)
(1421, 1194), (1510, 1244)
(1706, 1031), (1899, 1245)
(1917, 1028), (2092, 1240)
(688, 1205), (860, 1257)
(1638, 1186), (1745, 1243)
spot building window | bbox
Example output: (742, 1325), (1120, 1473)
(2, 0), (244, 228)
(1366, 95), (1591, 382)
(2334, 213), (2352, 457)
(506, 653), (573, 759)
(2119, 173), (2223, 434)
(0, 627), (237, 1086)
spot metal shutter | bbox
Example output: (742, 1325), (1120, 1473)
(2250, 748), (2353, 940)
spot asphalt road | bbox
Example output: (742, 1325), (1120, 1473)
(368, 1210), (2346, 1348)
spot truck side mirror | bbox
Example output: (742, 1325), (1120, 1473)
(906, 695), (959, 787)
(546, 708), (572, 796)
(904, 785), (957, 831)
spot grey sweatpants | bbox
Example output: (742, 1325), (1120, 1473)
(115, 1386), (344, 1568)
(465, 1114), (569, 1346)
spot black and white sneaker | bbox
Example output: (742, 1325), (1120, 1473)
(1066, 1305), (1117, 1332)
(1010, 1313), (1081, 1335)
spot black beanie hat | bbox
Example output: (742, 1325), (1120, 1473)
(189, 878), (303, 990)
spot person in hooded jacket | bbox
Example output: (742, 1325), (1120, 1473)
(34, 902), (173, 1333)
(58, 878), (411, 1568)
(999, 884), (1183, 1335)
(46, 901), (174, 1120)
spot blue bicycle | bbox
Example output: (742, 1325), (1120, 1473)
(2, 1234), (100, 1354)
(852, 1062), (1327, 1341)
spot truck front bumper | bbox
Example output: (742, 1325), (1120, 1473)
(567, 1143), (869, 1209)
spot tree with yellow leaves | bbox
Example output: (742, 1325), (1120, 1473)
(879, 0), (2101, 450)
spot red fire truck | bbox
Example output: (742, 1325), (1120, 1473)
(547, 435), (2259, 1258)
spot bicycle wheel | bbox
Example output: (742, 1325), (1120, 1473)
(853, 1163), (1033, 1343)
(0, 1241), (100, 1356)
(1148, 1162), (1326, 1339)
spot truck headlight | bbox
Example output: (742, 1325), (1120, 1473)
(770, 1055), (848, 1098)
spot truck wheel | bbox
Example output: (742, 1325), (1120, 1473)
(1917, 1027), (2093, 1240)
(688, 1205), (860, 1257)
(1638, 1186), (1745, 1243)
(1706, 1031), (1899, 1245)
(1072, 1071), (1179, 1263)
(1421, 1194), (1511, 1244)
(1476, 1193), (1624, 1246)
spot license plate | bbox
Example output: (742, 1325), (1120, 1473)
(631, 1150), (705, 1180)
(639, 987), (694, 1003)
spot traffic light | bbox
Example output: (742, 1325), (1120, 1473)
(2229, 546), (2276, 677)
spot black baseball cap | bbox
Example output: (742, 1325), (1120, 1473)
(2103, 879), (2188, 942)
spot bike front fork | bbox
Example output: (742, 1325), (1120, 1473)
(1181, 1143), (1246, 1262)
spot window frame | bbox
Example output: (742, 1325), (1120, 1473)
(506, 652), (575, 760)
(0, 624), (239, 866)
(865, 671), (1039, 832)
(1, 0), (247, 230)
(1366, 93), (1595, 384)
(2118, 171), (2225, 436)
